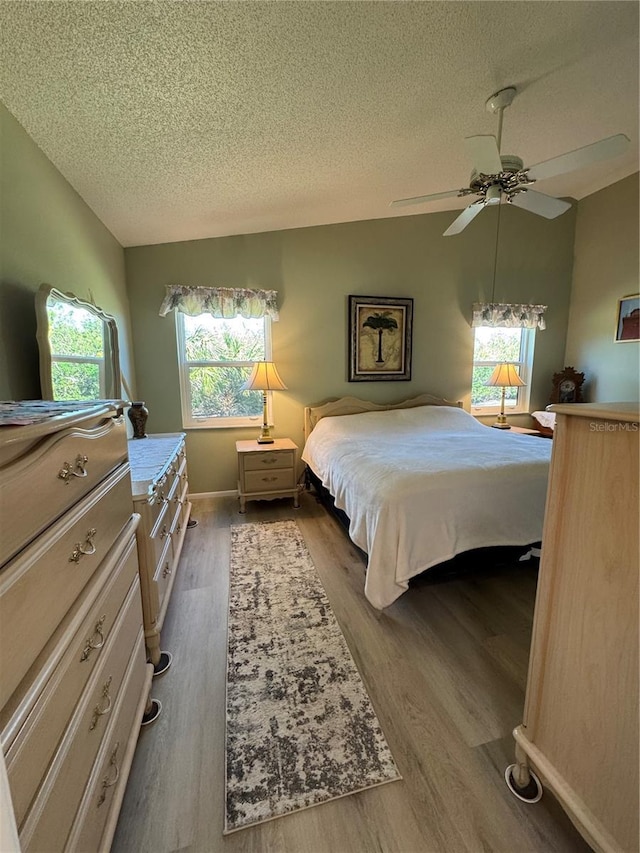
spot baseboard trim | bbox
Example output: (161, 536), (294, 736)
(189, 490), (238, 501)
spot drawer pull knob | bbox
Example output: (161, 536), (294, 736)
(160, 525), (171, 540)
(163, 562), (172, 578)
(97, 742), (120, 807)
(58, 454), (89, 483)
(261, 457), (278, 465)
(69, 528), (97, 563)
(174, 495), (184, 506)
(176, 522), (182, 534)
(261, 476), (278, 483)
(80, 614), (106, 661)
(89, 676), (113, 730)
(158, 489), (167, 504)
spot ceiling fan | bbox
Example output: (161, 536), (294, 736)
(391, 86), (630, 236)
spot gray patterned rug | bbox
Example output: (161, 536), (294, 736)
(225, 519), (401, 833)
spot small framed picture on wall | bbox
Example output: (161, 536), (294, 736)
(615, 294), (640, 342)
(348, 295), (413, 381)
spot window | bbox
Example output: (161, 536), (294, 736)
(176, 313), (271, 428)
(471, 326), (535, 413)
(48, 300), (106, 400)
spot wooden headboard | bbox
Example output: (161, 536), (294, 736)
(303, 393), (462, 442)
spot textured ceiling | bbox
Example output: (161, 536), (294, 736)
(1, 1), (638, 247)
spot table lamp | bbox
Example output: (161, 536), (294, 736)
(241, 361), (287, 443)
(485, 363), (525, 429)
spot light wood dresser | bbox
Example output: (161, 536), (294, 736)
(128, 433), (191, 672)
(236, 438), (299, 513)
(508, 402), (639, 853)
(0, 400), (152, 853)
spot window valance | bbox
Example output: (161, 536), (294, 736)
(158, 285), (279, 320)
(472, 302), (547, 330)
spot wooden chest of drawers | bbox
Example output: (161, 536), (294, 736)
(0, 401), (152, 852)
(128, 433), (192, 670)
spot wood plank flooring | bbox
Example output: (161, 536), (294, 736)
(112, 492), (590, 853)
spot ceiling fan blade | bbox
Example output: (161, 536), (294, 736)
(527, 134), (630, 182)
(465, 135), (502, 174)
(443, 199), (486, 236)
(510, 189), (572, 219)
(390, 188), (464, 208)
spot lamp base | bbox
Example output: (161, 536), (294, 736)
(491, 422), (512, 429)
(257, 436), (275, 444)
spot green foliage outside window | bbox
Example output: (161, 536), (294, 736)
(48, 303), (105, 399)
(472, 328), (522, 407)
(183, 316), (266, 419)
(52, 361), (101, 400)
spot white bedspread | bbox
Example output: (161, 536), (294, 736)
(302, 405), (552, 609)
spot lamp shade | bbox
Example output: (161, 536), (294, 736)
(241, 361), (287, 392)
(485, 363), (526, 388)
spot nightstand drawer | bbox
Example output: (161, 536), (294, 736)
(244, 468), (295, 492)
(242, 450), (294, 472)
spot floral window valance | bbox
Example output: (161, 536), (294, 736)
(472, 302), (547, 330)
(158, 285), (279, 320)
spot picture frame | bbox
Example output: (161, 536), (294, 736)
(348, 295), (413, 382)
(615, 294), (639, 343)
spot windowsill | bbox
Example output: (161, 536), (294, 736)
(182, 418), (264, 430)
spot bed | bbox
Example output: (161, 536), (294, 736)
(302, 394), (553, 610)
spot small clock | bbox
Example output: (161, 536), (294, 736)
(550, 367), (585, 404)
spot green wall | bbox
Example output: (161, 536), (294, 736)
(125, 205), (576, 493)
(0, 103), (136, 400)
(565, 173), (639, 402)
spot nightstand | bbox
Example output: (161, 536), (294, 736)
(506, 426), (544, 436)
(236, 438), (300, 513)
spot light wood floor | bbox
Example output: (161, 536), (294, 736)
(112, 492), (590, 853)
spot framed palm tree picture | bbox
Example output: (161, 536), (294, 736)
(348, 295), (413, 381)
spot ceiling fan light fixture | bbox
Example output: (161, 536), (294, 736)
(390, 85), (630, 236)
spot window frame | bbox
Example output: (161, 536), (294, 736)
(176, 312), (273, 429)
(470, 326), (535, 415)
(50, 353), (106, 399)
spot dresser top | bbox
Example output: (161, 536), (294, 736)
(128, 432), (186, 499)
(0, 400), (123, 466)
(549, 402), (639, 423)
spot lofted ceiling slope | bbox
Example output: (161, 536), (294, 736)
(0, 1), (638, 247)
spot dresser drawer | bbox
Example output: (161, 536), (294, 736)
(242, 449), (294, 472)
(153, 535), (174, 619)
(244, 468), (295, 493)
(4, 537), (139, 826)
(151, 509), (173, 571)
(19, 587), (146, 852)
(0, 415), (127, 566)
(0, 465), (132, 709)
(64, 646), (149, 853)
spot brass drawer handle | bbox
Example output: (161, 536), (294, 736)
(58, 454), (89, 483)
(89, 676), (113, 730)
(173, 495), (184, 506)
(97, 742), (120, 807)
(157, 489), (167, 504)
(80, 614), (106, 661)
(69, 528), (97, 563)
(260, 457), (278, 465)
(176, 522), (182, 534)
(162, 562), (172, 578)
(261, 476), (278, 483)
(160, 524), (171, 540)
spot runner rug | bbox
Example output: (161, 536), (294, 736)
(225, 519), (401, 833)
